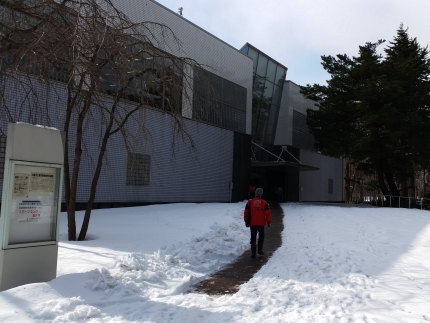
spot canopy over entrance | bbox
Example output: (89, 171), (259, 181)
(249, 142), (319, 202)
(251, 142), (319, 171)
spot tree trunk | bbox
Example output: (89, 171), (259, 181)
(64, 76), (88, 240)
(376, 166), (390, 196)
(64, 88), (76, 240)
(78, 111), (114, 241)
(77, 98), (140, 240)
(68, 90), (93, 240)
(384, 170), (400, 196)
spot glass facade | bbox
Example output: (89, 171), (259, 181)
(241, 44), (287, 144)
(193, 66), (247, 133)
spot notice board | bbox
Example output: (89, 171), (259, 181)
(7, 163), (60, 245)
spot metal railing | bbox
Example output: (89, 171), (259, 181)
(363, 195), (430, 210)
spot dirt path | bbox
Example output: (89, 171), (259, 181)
(193, 203), (284, 295)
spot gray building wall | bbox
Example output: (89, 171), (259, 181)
(273, 80), (344, 202)
(111, 0), (253, 134)
(299, 150), (344, 202)
(274, 81), (317, 147)
(0, 0), (254, 204)
(0, 75), (234, 203)
(93, 108), (234, 203)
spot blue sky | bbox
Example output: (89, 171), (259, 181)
(155, 0), (430, 86)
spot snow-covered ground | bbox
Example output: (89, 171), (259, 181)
(1, 202), (430, 322)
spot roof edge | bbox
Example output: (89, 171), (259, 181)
(241, 42), (288, 71)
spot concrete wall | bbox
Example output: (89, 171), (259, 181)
(299, 150), (344, 202)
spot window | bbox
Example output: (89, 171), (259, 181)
(275, 65), (287, 86)
(247, 47), (259, 74)
(193, 67), (247, 133)
(266, 61), (277, 83)
(243, 47), (287, 144)
(256, 54), (268, 77)
(99, 46), (183, 113)
(263, 80), (274, 102)
(328, 178), (334, 194)
(126, 153), (150, 186)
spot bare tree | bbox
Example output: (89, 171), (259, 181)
(0, 0), (197, 240)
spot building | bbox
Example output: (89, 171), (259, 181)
(0, 0), (253, 206)
(0, 0), (343, 207)
(241, 44), (343, 202)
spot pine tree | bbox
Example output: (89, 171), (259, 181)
(302, 26), (430, 197)
(382, 25), (430, 194)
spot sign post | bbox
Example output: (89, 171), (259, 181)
(0, 123), (63, 291)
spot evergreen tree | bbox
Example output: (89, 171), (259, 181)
(382, 25), (430, 193)
(302, 26), (430, 196)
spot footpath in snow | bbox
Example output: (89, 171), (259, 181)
(0, 202), (430, 322)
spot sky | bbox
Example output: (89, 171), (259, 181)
(154, 0), (430, 86)
(1, 202), (430, 322)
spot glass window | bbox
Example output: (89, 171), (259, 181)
(193, 68), (207, 96)
(236, 86), (247, 110)
(256, 54), (268, 77)
(263, 80), (274, 103)
(207, 73), (222, 102)
(247, 47), (259, 74)
(223, 79), (236, 107)
(226, 84), (246, 111)
(253, 75), (265, 98)
(240, 46), (248, 55)
(193, 67), (246, 133)
(252, 101), (268, 143)
(266, 103), (281, 143)
(266, 61), (277, 83)
(275, 65), (287, 85)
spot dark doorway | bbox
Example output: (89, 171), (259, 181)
(250, 165), (298, 202)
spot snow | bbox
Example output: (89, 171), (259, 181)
(1, 202), (430, 322)
(16, 122), (60, 131)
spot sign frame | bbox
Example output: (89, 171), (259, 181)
(0, 160), (63, 249)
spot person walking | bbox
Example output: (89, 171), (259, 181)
(243, 187), (271, 258)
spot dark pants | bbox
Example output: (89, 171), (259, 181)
(250, 226), (265, 255)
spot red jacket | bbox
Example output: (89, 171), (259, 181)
(244, 197), (271, 226)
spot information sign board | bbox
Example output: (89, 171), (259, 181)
(0, 122), (64, 290)
(6, 163), (61, 245)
